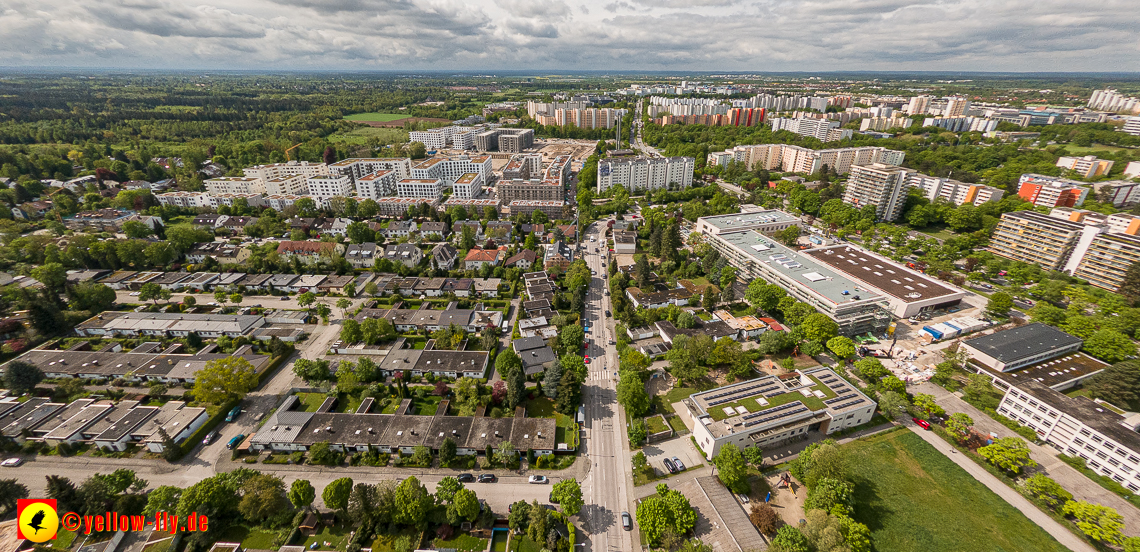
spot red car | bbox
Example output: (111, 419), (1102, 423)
(912, 417), (931, 430)
(584, 355), (591, 364)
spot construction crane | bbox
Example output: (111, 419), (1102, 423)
(284, 143), (301, 161)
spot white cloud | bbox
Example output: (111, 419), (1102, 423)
(0, 0), (1135, 70)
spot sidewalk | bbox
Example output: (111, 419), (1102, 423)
(916, 381), (1140, 537)
(906, 422), (1096, 552)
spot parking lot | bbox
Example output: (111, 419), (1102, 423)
(640, 436), (705, 476)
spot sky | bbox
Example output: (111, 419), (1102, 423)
(2, 0), (1139, 71)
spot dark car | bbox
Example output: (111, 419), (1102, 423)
(457, 474), (475, 483)
(478, 474), (497, 483)
(605, 310), (612, 317)
(663, 458), (678, 474)
(621, 512), (632, 531)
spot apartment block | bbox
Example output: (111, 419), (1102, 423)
(770, 117), (853, 142)
(1091, 180), (1140, 207)
(410, 156), (491, 198)
(842, 163), (916, 222)
(497, 179), (564, 202)
(208, 194), (265, 210)
(907, 173), (1004, 206)
(945, 96), (971, 117)
(989, 211), (1096, 271)
(397, 178), (444, 199)
(375, 196), (441, 216)
(502, 153), (543, 180)
(1057, 155), (1115, 179)
(1088, 89), (1140, 115)
(409, 128), (451, 150)
(204, 177), (265, 195)
(711, 144), (904, 175)
(263, 174), (308, 196)
(905, 95), (931, 115)
(1125, 117), (1140, 137)
(354, 170), (399, 200)
(507, 200), (565, 219)
(1074, 232), (1140, 291)
(596, 157), (694, 193)
(265, 195), (305, 210)
(1125, 162), (1140, 180)
(156, 192), (211, 209)
(306, 174), (354, 203)
(243, 161), (327, 181)
(329, 158), (412, 183)
(859, 116), (915, 132)
(474, 128), (534, 153)
(544, 155), (572, 187)
(1017, 174), (1090, 208)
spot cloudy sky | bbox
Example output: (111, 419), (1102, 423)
(2, 0), (1138, 71)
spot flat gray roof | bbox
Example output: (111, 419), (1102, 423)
(699, 210), (799, 231)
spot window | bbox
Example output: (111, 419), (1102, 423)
(1110, 458), (1121, 467)
(1097, 452), (1109, 460)
(1092, 435), (1103, 443)
(1080, 429), (1092, 437)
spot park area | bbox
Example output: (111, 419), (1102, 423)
(343, 112), (411, 122)
(843, 429), (1069, 552)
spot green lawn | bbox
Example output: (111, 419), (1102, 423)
(328, 126), (409, 145)
(526, 396), (556, 417)
(434, 534), (488, 552)
(914, 226), (957, 241)
(141, 539), (171, 552)
(299, 526), (353, 551)
(555, 413), (577, 448)
(343, 112), (411, 122)
(654, 386), (706, 415)
(55, 530), (79, 550)
(370, 528), (421, 552)
(728, 303), (754, 317)
(214, 526), (281, 550)
(1044, 143), (1136, 154)
(645, 415), (669, 434)
(296, 392), (329, 412)
(508, 535), (544, 552)
(843, 430), (1070, 552)
(412, 395), (444, 415)
(666, 415), (689, 434)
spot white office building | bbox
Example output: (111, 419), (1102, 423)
(397, 178), (444, 199)
(597, 157), (694, 193)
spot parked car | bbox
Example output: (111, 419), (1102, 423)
(912, 417), (932, 430)
(478, 474), (497, 483)
(226, 434), (245, 449)
(457, 474), (475, 483)
(226, 406), (241, 422)
(203, 430), (219, 445)
(584, 356), (590, 364)
(671, 456), (685, 471)
(621, 512), (632, 531)
(280, 296), (290, 301)
(605, 310), (612, 317)
(1, 458), (23, 467)
(663, 458), (677, 474)
(528, 475), (548, 484)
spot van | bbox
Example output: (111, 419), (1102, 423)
(227, 434), (245, 449)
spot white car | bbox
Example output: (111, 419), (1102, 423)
(1, 458), (23, 467)
(129, 292), (140, 296)
(528, 475), (549, 484)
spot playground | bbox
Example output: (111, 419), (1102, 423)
(763, 471), (806, 528)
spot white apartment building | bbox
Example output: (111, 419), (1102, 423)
(305, 174), (353, 203)
(156, 192), (211, 209)
(1124, 116), (1140, 137)
(410, 156), (492, 198)
(243, 161), (327, 181)
(329, 158), (412, 183)
(712, 144), (904, 175)
(596, 157), (694, 193)
(397, 178), (444, 199)
(944, 96), (971, 117)
(1057, 155), (1115, 179)
(859, 116), (915, 132)
(452, 130), (474, 151)
(265, 195), (305, 210)
(1093, 180), (1140, 207)
(204, 177), (265, 195)
(770, 117), (853, 142)
(843, 163), (915, 222)
(1125, 162), (1140, 179)
(409, 128), (451, 150)
(907, 173), (1004, 206)
(209, 193), (265, 210)
(1088, 89), (1140, 115)
(905, 95), (931, 115)
(263, 174), (308, 196)
(355, 170), (399, 200)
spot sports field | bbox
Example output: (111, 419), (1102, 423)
(843, 429), (1069, 552)
(343, 112), (411, 122)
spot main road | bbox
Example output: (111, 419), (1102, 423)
(578, 221), (638, 552)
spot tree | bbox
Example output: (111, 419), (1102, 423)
(322, 477), (353, 517)
(945, 412), (974, 442)
(340, 319), (363, 343)
(393, 477), (432, 527)
(628, 419), (646, 445)
(551, 479), (583, 516)
(801, 313), (839, 342)
(0, 479), (27, 515)
(192, 356), (258, 404)
(508, 500), (531, 532)
(804, 477), (854, 516)
(494, 441), (516, 466)
(554, 364), (582, 414)
(743, 446), (764, 467)
(506, 366), (526, 410)
(1023, 474), (1072, 511)
(288, 479), (316, 511)
(238, 473), (290, 524)
(439, 437), (457, 466)
(122, 220), (152, 239)
(1084, 330), (1138, 363)
(449, 487), (480, 524)
(297, 291), (316, 311)
(853, 358), (888, 381)
(1119, 261), (1140, 305)
(912, 393), (945, 418)
(144, 485), (181, 516)
(435, 476), (464, 504)
(617, 371), (650, 418)
(1087, 360), (1140, 411)
(877, 390), (907, 420)
(316, 302), (331, 323)
(771, 525), (810, 552)
(543, 359), (562, 399)
(292, 358), (331, 383)
(749, 503), (779, 536)
(68, 282), (116, 312)
(4, 361), (43, 395)
(978, 437), (1036, 474)
(347, 483), (378, 525)
(31, 263), (67, 294)
(747, 282), (786, 313)
(714, 444), (749, 492)
(496, 349), (522, 379)
(1063, 500), (1125, 545)
(825, 336), (855, 359)
(987, 292), (1013, 318)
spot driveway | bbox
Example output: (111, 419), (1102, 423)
(640, 436), (704, 476)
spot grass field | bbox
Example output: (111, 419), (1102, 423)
(434, 534), (488, 552)
(296, 392), (329, 412)
(1047, 143), (1136, 154)
(645, 415), (669, 434)
(328, 126), (410, 145)
(844, 430), (1069, 552)
(343, 112), (411, 122)
(914, 225), (957, 241)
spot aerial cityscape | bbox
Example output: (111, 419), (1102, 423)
(1, 4), (1140, 552)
